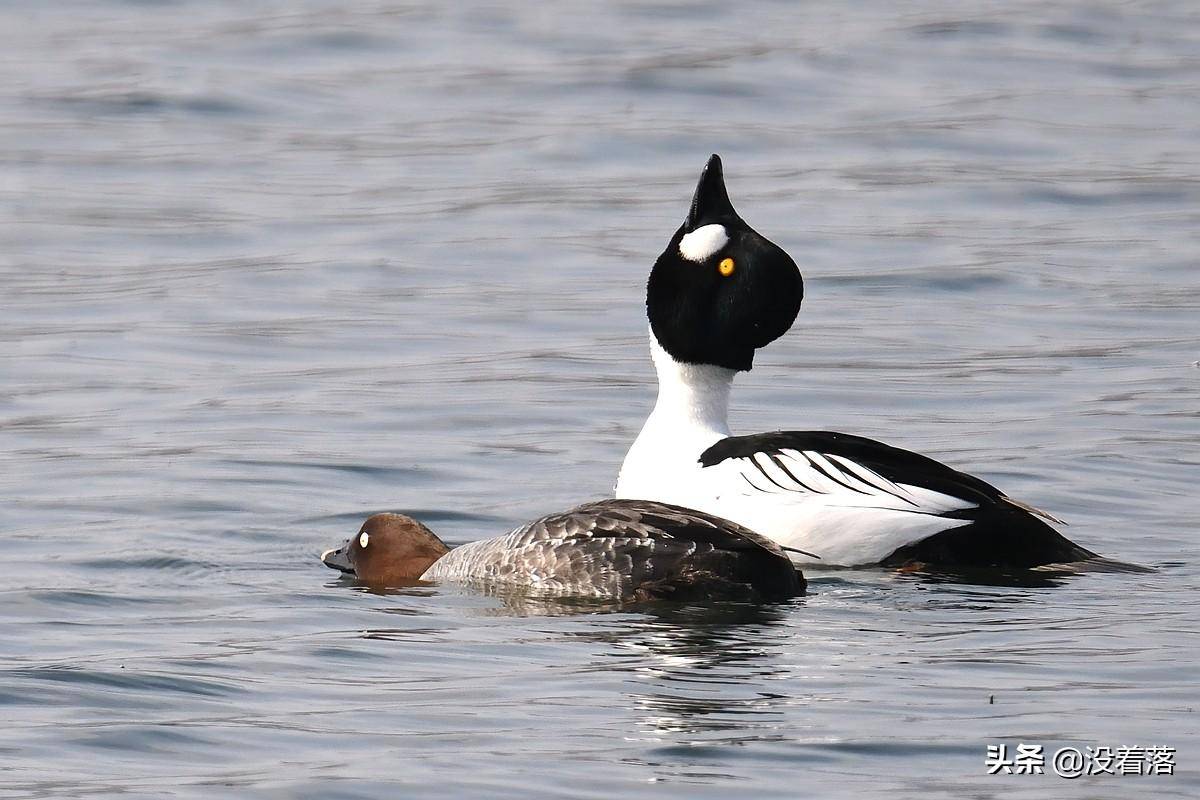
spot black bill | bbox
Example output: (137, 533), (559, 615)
(321, 541), (354, 574)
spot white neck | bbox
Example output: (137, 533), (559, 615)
(616, 333), (735, 498)
(645, 334), (734, 441)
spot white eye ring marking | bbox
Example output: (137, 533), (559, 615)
(359, 532), (370, 548)
(678, 224), (729, 262)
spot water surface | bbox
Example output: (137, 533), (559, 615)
(2, 2), (1198, 798)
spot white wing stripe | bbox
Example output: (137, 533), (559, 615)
(779, 449), (866, 496)
(821, 452), (915, 500)
(775, 450), (837, 494)
(801, 451), (880, 496)
(749, 449), (914, 506)
(770, 451), (827, 493)
(751, 452), (814, 493)
(739, 468), (775, 494)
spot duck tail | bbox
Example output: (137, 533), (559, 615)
(1031, 556), (1157, 574)
(1000, 495), (1067, 526)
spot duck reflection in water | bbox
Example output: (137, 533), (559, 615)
(567, 602), (801, 751)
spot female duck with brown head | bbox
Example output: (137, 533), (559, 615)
(321, 499), (807, 602)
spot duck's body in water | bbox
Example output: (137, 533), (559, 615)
(617, 155), (1120, 572)
(322, 499), (806, 601)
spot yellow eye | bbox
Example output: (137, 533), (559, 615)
(718, 257), (735, 277)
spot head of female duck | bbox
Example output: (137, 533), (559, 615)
(321, 513), (448, 585)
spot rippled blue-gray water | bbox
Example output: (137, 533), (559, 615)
(3, 2), (1198, 797)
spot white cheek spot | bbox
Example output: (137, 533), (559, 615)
(678, 224), (729, 262)
(359, 532), (369, 548)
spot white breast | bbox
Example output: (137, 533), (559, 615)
(617, 334), (978, 566)
(619, 444), (977, 566)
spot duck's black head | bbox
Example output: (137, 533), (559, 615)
(647, 154), (803, 372)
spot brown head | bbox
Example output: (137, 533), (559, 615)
(321, 513), (450, 586)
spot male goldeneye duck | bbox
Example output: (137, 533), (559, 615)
(615, 154), (1106, 570)
(321, 499), (806, 601)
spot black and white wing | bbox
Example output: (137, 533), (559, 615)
(698, 430), (1093, 569)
